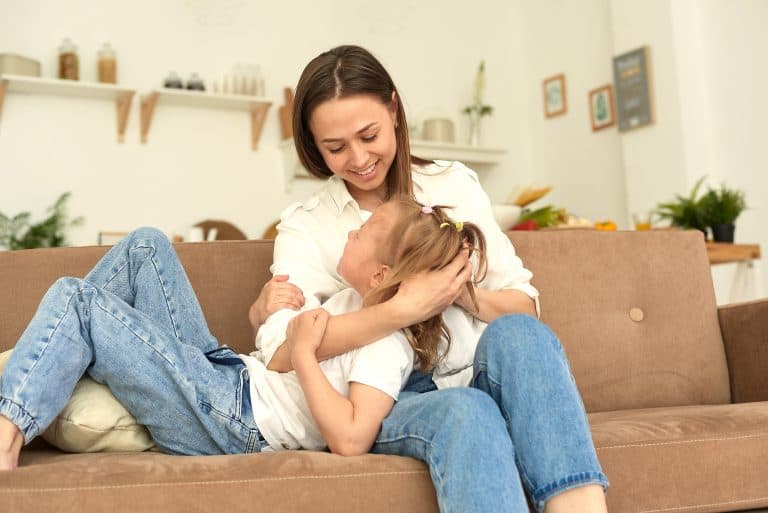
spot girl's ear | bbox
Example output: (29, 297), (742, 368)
(370, 264), (391, 289)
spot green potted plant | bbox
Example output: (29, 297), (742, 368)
(699, 184), (747, 243)
(654, 176), (708, 237)
(0, 192), (84, 250)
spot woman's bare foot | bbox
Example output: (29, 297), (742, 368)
(0, 415), (23, 471)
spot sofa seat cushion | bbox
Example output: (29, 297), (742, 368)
(0, 450), (438, 513)
(591, 402), (768, 513)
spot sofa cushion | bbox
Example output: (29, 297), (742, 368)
(509, 230), (731, 412)
(0, 349), (154, 453)
(0, 450), (438, 513)
(591, 402), (768, 513)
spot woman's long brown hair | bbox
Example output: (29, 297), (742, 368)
(292, 45), (431, 200)
(364, 197), (488, 371)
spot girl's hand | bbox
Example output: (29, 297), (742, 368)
(392, 249), (473, 324)
(287, 308), (329, 362)
(249, 274), (305, 330)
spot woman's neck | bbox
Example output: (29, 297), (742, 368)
(347, 184), (387, 212)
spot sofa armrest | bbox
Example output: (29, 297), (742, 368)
(719, 298), (768, 403)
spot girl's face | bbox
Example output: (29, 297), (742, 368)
(309, 94), (398, 203)
(337, 208), (392, 295)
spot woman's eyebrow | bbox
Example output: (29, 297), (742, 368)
(321, 123), (379, 143)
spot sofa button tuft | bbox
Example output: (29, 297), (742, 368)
(629, 307), (644, 322)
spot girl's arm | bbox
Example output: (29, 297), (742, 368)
(287, 309), (396, 455)
(455, 287), (537, 323)
(266, 249), (472, 372)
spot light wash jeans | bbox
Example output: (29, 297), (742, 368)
(0, 227), (267, 455)
(372, 315), (609, 513)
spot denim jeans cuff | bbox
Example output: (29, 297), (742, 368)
(0, 396), (40, 444)
(532, 471), (610, 513)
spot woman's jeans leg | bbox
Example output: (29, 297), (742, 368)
(471, 314), (609, 511)
(372, 387), (529, 513)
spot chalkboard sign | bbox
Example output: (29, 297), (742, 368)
(613, 46), (654, 131)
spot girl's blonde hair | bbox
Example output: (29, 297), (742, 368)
(364, 197), (488, 371)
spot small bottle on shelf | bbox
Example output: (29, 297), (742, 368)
(163, 71), (183, 89)
(97, 42), (117, 84)
(58, 38), (79, 80)
(186, 72), (205, 91)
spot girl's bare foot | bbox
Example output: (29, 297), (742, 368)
(0, 415), (23, 471)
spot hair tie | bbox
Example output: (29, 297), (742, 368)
(440, 222), (464, 231)
(421, 206), (434, 214)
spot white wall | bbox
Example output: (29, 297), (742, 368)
(519, 0), (627, 226)
(608, 0), (768, 302)
(0, 0), (531, 245)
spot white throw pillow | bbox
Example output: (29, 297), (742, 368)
(0, 349), (155, 452)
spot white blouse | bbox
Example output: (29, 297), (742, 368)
(254, 160), (540, 389)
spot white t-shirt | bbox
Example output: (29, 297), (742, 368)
(255, 160), (539, 390)
(241, 288), (413, 451)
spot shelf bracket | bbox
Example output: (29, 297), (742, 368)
(140, 92), (159, 143)
(0, 79), (7, 130)
(250, 103), (271, 150)
(115, 91), (134, 143)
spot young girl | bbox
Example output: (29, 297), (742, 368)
(0, 198), (484, 467)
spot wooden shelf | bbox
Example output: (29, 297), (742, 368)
(0, 74), (135, 142)
(706, 242), (762, 265)
(140, 88), (272, 150)
(410, 139), (507, 164)
(279, 138), (507, 191)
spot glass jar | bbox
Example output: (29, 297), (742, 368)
(97, 42), (117, 84)
(58, 38), (79, 80)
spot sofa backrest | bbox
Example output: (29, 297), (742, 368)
(509, 229), (731, 412)
(0, 230), (731, 413)
(0, 241), (273, 358)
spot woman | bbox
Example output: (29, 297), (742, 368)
(250, 45), (609, 513)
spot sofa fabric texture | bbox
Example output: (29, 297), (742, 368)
(1, 230), (767, 513)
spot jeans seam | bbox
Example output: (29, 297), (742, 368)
(531, 472), (609, 510)
(16, 287), (78, 395)
(474, 361), (538, 496)
(93, 296), (178, 370)
(375, 435), (446, 509)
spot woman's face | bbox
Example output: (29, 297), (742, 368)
(309, 94), (398, 202)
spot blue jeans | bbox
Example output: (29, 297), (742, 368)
(0, 227), (267, 455)
(372, 314), (608, 513)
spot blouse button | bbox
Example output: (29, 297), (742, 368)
(629, 307), (645, 322)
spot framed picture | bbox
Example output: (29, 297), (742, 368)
(97, 231), (129, 246)
(542, 74), (567, 118)
(612, 46), (655, 131)
(588, 85), (615, 131)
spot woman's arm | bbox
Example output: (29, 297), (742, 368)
(455, 287), (537, 323)
(267, 249), (472, 372)
(287, 309), (395, 456)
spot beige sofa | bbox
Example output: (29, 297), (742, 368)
(1, 230), (767, 513)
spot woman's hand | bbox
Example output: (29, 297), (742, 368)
(391, 249), (473, 324)
(453, 283), (479, 316)
(248, 275), (305, 332)
(287, 309), (330, 364)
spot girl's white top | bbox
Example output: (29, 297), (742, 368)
(241, 288), (413, 451)
(254, 160), (540, 391)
